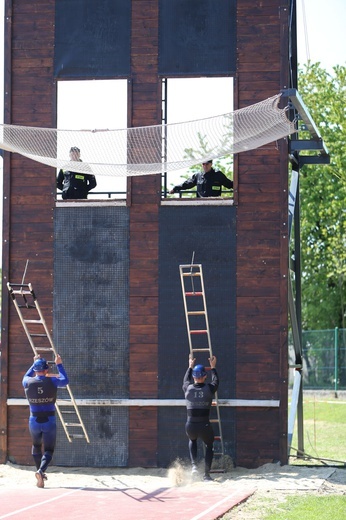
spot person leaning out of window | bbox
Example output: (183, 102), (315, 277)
(57, 147), (97, 200)
(169, 160), (233, 198)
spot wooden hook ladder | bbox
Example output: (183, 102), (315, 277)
(179, 262), (225, 472)
(7, 282), (90, 443)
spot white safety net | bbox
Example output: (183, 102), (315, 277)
(0, 94), (295, 177)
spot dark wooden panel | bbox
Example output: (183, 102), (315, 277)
(238, 147), (282, 161)
(130, 0), (160, 432)
(129, 376), (158, 396)
(128, 408), (158, 466)
(239, 172), (281, 183)
(237, 233), (280, 247)
(129, 331), (158, 345)
(237, 319), (281, 336)
(129, 296), (158, 316)
(236, 381), (281, 400)
(7, 407), (33, 466)
(130, 258), (158, 269)
(237, 219), (281, 233)
(235, 0), (289, 467)
(237, 256), (281, 271)
(238, 190), (281, 204)
(236, 284), (280, 298)
(237, 251), (280, 266)
(237, 351), (280, 365)
(236, 334), (281, 350)
(237, 296), (281, 314)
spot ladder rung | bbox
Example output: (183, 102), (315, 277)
(185, 292), (203, 297)
(190, 330), (207, 335)
(191, 348), (210, 352)
(8, 283), (30, 288)
(9, 281), (89, 445)
(187, 311), (206, 315)
(210, 419), (220, 423)
(182, 272), (201, 277)
(214, 436), (221, 441)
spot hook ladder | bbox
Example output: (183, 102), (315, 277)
(7, 282), (90, 443)
(179, 262), (225, 471)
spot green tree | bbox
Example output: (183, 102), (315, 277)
(298, 63), (346, 329)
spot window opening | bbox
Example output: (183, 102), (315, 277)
(57, 79), (127, 200)
(161, 77), (234, 198)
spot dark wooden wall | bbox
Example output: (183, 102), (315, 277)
(1, 0), (290, 468)
(235, 0), (289, 466)
(128, 0), (161, 467)
(0, 0), (56, 462)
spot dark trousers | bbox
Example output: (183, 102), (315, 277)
(185, 420), (214, 474)
(29, 415), (56, 472)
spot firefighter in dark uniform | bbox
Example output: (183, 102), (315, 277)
(169, 160), (233, 197)
(22, 354), (69, 488)
(182, 354), (219, 481)
(57, 146), (97, 199)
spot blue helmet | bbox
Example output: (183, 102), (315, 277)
(33, 358), (49, 371)
(192, 364), (207, 378)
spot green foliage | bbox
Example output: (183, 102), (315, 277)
(298, 63), (346, 329)
(184, 131), (233, 177)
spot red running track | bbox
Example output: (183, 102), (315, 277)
(0, 483), (254, 519)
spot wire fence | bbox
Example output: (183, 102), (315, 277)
(289, 328), (346, 391)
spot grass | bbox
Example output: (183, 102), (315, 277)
(221, 395), (346, 519)
(290, 395), (346, 463)
(264, 395), (346, 520)
(264, 495), (346, 520)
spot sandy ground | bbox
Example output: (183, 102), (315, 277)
(0, 460), (345, 519)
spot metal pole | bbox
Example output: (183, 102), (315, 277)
(334, 327), (338, 398)
(294, 174), (304, 457)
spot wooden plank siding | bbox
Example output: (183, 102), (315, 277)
(128, 0), (161, 466)
(235, 0), (289, 466)
(1, 0), (291, 468)
(1, 0), (56, 464)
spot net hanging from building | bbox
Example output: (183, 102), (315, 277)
(0, 94), (295, 177)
